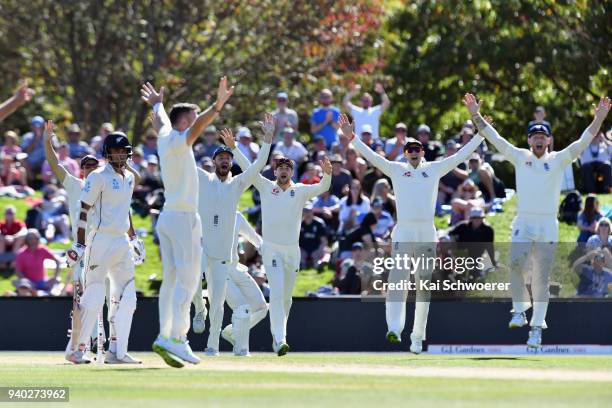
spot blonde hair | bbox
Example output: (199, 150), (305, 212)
(371, 178), (392, 201)
(595, 217), (611, 234)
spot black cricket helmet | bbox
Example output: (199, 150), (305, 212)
(103, 132), (132, 167)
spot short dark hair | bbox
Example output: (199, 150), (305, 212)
(168, 103), (200, 126)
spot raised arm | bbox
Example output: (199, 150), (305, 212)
(186, 76), (234, 146)
(302, 157), (332, 200)
(42, 120), (69, 184)
(340, 114), (393, 177)
(561, 96), (611, 162)
(436, 133), (485, 175)
(140, 83), (171, 135)
(0, 80), (34, 122)
(342, 84), (360, 112)
(236, 211), (263, 249)
(463, 93), (520, 164)
(126, 162), (142, 185)
(375, 83), (390, 112)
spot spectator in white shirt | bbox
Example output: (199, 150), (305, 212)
(272, 92), (298, 141)
(274, 127), (308, 165)
(338, 179), (370, 233)
(343, 83), (390, 140)
(580, 131), (611, 193)
(236, 127), (260, 163)
(586, 217), (612, 251)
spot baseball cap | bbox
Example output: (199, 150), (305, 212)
(535, 106), (546, 113)
(303, 201), (314, 212)
(67, 123), (81, 133)
(395, 122), (408, 131)
(313, 135), (325, 143)
(204, 125), (217, 134)
(101, 122), (114, 132)
(237, 127), (252, 138)
(446, 139), (460, 149)
(417, 124), (431, 134)
(361, 124), (373, 134)
(352, 242), (364, 250)
(527, 123), (551, 138)
(403, 137), (423, 150)
(31, 115), (44, 126)
(469, 153), (481, 161)
(212, 146), (234, 159)
(469, 208), (485, 219)
(146, 155), (159, 165)
(461, 126), (475, 135)
(277, 92), (288, 100)
(329, 154), (344, 163)
(80, 155), (99, 167)
(283, 127), (295, 135)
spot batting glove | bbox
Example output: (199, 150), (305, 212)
(66, 243), (86, 268)
(130, 236), (146, 265)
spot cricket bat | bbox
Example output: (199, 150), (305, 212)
(70, 277), (83, 353)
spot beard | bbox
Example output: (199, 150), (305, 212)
(216, 166), (230, 178)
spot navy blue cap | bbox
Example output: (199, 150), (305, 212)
(527, 123), (551, 137)
(352, 242), (364, 250)
(212, 146), (234, 159)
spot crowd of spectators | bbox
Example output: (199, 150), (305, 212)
(0, 83), (610, 298)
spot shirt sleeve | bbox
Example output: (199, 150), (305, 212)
(478, 124), (521, 164)
(152, 103), (173, 137)
(80, 171), (104, 207)
(351, 136), (395, 177)
(42, 246), (56, 261)
(237, 142), (272, 191)
(434, 135), (485, 175)
(300, 173), (332, 201)
(236, 212), (263, 249)
(558, 129), (596, 167)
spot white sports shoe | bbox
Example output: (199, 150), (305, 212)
(527, 327), (543, 349)
(192, 309), (207, 334)
(409, 333), (423, 354)
(234, 349), (251, 357)
(152, 335), (184, 368)
(66, 349), (91, 364)
(204, 347), (219, 357)
(221, 325), (235, 346)
(508, 312), (528, 329)
(104, 351), (142, 364)
(166, 338), (200, 364)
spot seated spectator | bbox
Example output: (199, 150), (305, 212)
(456, 125), (488, 156)
(40, 185), (70, 243)
(338, 179), (370, 233)
(21, 115), (46, 181)
(308, 135), (328, 162)
(448, 208), (495, 280)
(272, 92), (299, 141)
(275, 127), (308, 166)
(329, 154), (352, 198)
(0, 205), (27, 258)
(335, 244), (364, 295)
(299, 203), (330, 270)
(527, 105), (552, 135)
(65, 123), (93, 159)
(359, 125), (384, 152)
(467, 153), (498, 202)
(577, 194), (602, 243)
(2, 130), (22, 157)
(200, 157), (214, 173)
(384, 122), (408, 161)
(312, 190), (340, 232)
(580, 131), (611, 193)
(41, 143), (79, 184)
(370, 178), (396, 219)
(193, 125), (220, 162)
(352, 241), (383, 296)
(344, 147), (367, 181)
(370, 197), (394, 239)
(586, 217), (612, 251)
(416, 124), (442, 162)
(130, 147), (146, 174)
(250, 267), (270, 298)
(338, 213), (377, 259)
(451, 180), (486, 225)
(140, 129), (159, 158)
(299, 162), (321, 185)
(262, 151), (284, 181)
(13, 229), (61, 296)
(438, 140), (468, 206)
(310, 88), (340, 149)
(1, 152), (31, 193)
(573, 249), (612, 297)
(236, 127), (259, 162)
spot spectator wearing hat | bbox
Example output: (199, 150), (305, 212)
(21, 115), (47, 177)
(2, 130), (22, 157)
(359, 124), (384, 152)
(272, 92), (298, 141)
(0, 205), (27, 258)
(384, 122), (408, 161)
(329, 154), (352, 198)
(275, 127), (308, 166)
(338, 179), (370, 234)
(299, 202), (330, 270)
(457, 125), (488, 157)
(194, 125), (221, 162)
(438, 140), (468, 207)
(250, 267), (270, 298)
(449, 208), (496, 278)
(580, 131), (611, 193)
(236, 126), (259, 163)
(586, 217), (612, 251)
(200, 157), (215, 173)
(140, 129), (159, 158)
(573, 249), (612, 297)
(65, 123), (93, 159)
(13, 229), (61, 296)
(342, 82), (390, 141)
(41, 143), (80, 184)
(527, 106), (552, 135)
(416, 124), (442, 162)
(262, 151), (285, 181)
(311, 88), (341, 148)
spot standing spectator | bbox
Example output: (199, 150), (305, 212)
(272, 92), (299, 141)
(577, 194), (603, 243)
(527, 106), (552, 134)
(13, 229), (61, 296)
(311, 88), (340, 148)
(329, 154), (352, 198)
(236, 127), (259, 162)
(194, 125), (220, 161)
(338, 179), (370, 233)
(342, 82), (390, 140)
(140, 129), (159, 158)
(416, 124), (442, 162)
(359, 125), (384, 151)
(2, 130), (22, 157)
(586, 218), (612, 251)
(299, 203), (330, 270)
(573, 249), (612, 297)
(275, 127), (308, 166)
(384, 123), (408, 161)
(0, 205), (27, 257)
(65, 123), (92, 159)
(21, 115), (46, 179)
(41, 143), (79, 184)
(580, 131), (611, 193)
(451, 179), (486, 225)
(449, 208), (496, 279)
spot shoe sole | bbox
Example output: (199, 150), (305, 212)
(508, 323), (527, 329)
(277, 344), (290, 357)
(386, 332), (401, 344)
(152, 343), (184, 368)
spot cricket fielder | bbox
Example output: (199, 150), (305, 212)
(65, 133), (140, 364)
(192, 211), (268, 357)
(192, 120), (272, 356)
(339, 113), (484, 353)
(235, 150), (331, 356)
(464, 93), (610, 347)
(141, 78), (234, 367)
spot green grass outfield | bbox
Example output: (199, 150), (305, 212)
(0, 352), (611, 407)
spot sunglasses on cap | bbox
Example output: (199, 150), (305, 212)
(406, 145), (422, 153)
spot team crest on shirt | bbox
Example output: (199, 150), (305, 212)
(421, 172), (429, 178)
(290, 190), (295, 197)
(272, 187), (280, 195)
(543, 163), (550, 171)
(525, 161), (533, 167)
(403, 171), (412, 177)
(112, 179), (120, 190)
(83, 180), (91, 193)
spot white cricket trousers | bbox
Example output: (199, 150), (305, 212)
(386, 222), (437, 341)
(202, 252), (233, 351)
(70, 232), (136, 358)
(157, 210), (202, 340)
(509, 214), (558, 327)
(261, 241), (300, 344)
(225, 263), (268, 330)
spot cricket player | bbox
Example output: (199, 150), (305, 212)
(234, 149), (331, 356)
(193, 119), (272, 356)
(339, 113), (485, 353)
(65, 132), (140, 364)
(463, 93), (610, 347)
(192, 211), (268, 357)
(140, 78), (234, 367)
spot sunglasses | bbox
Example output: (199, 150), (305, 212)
(406, 146), (422, 153)
(463, 188), (476, 193)
(81, 162), (99, 169)
(600, 224), (610, 228)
